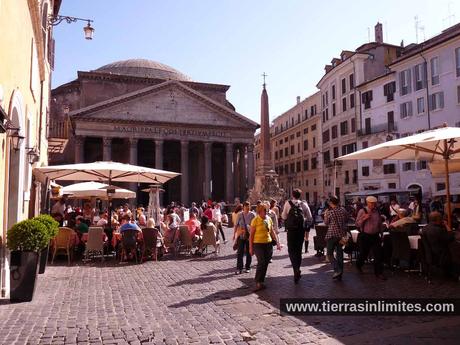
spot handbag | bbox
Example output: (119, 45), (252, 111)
(241, 214), (250, 241)
(233, 237), (240, 251)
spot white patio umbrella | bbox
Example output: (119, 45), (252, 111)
(62, 181), (136, 200)
(338, 126), (460, 227)
(429, 159), (460, 177)
(34, 161), (180, 228)
(34, 161), (180, 184)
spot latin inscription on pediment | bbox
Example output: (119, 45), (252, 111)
(113, 125), (227, 138)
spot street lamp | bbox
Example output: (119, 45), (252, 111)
(26, 147), (40, 164)
(49, 15), (95, 40)
(4, 121), (24, 151)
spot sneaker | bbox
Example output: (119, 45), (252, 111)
(244, 268), (251, 273)
(235, 270), (242, 275)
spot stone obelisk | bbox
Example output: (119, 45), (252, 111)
(248, 73), (284, 203)
(258, 75), (273, 174)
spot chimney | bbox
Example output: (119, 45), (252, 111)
(375, 22), (383, 44)
(296, 96), (300, 104)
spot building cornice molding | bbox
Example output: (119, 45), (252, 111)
(77, 71), (230, 92)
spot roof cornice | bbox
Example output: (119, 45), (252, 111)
(77, 71), (230, 92)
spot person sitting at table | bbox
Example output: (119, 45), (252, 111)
(389, 209), (416, 231)
(185, 212), (202, 246)
(75, 216), (89, 234)
(163, 213), (180, 246)
(422, 211), (455, 275)
(82, 202), (94, 224)
(137, 208), (147, 228)
(119, 214), (141, 232)
(96, 211), (108, 227)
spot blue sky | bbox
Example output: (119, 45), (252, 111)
(53, 0), (459, 123)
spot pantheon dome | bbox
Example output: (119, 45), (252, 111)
(94, 58), (192, 81)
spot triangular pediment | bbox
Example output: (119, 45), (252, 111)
(71, 80), (257, 129)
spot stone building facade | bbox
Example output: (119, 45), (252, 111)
(355, 24), (460, 198)
(316, 23), (404, 201)
(50, 59), (258, 205)
(0, 0), (60, 298)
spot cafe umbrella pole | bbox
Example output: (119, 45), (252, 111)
(444, 139), (452, 229)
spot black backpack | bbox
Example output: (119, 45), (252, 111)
(285, 201), (304, 231)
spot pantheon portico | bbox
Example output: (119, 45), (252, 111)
(50, 59), (257, 205)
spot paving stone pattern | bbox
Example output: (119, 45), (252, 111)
(0, 227), (460, 344)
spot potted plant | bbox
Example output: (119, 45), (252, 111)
(7, 219), (49, 302)
(34, 214), (59, 274)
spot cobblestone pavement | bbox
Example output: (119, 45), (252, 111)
(1, 227), (460, 344)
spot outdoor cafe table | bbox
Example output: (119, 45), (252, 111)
(350, 230), (359, 243)
(408, 235), (421, 250)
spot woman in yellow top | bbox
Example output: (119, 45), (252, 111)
(249, 203), (281, 291)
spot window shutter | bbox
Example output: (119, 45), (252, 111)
(399, 72), (404, 95)
(408, 101), (413, 116)
(383, 84), (388, 96)
(428, 94), (432, 111)
(407, 69), (412, 93)
(422, 63), (427, 88)
(400, 104), (404, 118)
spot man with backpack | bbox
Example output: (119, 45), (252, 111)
(281, 189), (313, 284)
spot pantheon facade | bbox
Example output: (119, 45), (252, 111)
(50, 59), (258, 205)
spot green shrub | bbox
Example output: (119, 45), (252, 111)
(7, 219), (49, 252)
(33, 214), (59, 239)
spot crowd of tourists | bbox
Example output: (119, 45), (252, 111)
(49, 189), (459, 290)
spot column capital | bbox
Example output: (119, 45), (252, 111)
(180, 140), (189, 146)
(247, 143), (254, 152)
(129, 138), (138, 147)
(102, 137), (112, 146)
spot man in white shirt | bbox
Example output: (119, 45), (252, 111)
(51, 196), (67, 217)
(282, 189), (313, 284)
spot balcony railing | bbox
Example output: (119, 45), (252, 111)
(47, 119), (70, 154)
(48, 119), (70, 139)
(358, 123), (398, 137)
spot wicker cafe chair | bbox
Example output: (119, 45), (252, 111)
(141, 227), (159, 262)
(52, 227), (75, 265)
(200, 224), (220, 254)
(120, 230), (139, 264)
(84, 227), (105, 263)
(176, 225), (193, 256)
